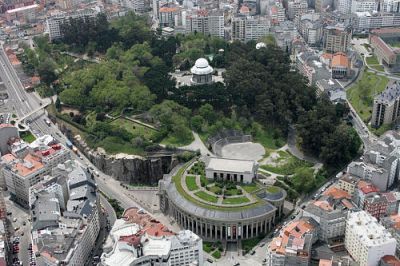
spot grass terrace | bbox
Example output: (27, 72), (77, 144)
(222, 197), (250, 204)
(195, 191), (219, 203)
(110, 118), (156, 139)
(347, 70), (389, 122)
(208, 185), (222, 195)
(366, 55), (379, 65)
(266, 186), (280, 193)
(242, 183), (261, 193)
(172, 162), (265, 211)
(261, 151), (313, 175)
(20, 131), (36, 143)
(185, 175), (199, 191)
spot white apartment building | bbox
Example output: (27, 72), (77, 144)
(231, 16), (270, 42)
(270, 2), (286, 23)
(345, 211), (396, 266)
(46, 9), (98, 41)
(185, 10), (224, 38)
(335, 0), (352, 13)
(354, 12), (400, 32)
(287, 0), (308, 20)
(1, 135), (70, 208)
(3, 153), (47, 207)
(122, 0), (146, 13)
(347, 161), (390, 191)
(382, 0), (400, 12)
(101, 207), (203, 266)
(351, 0), (378, 12)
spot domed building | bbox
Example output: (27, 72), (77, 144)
(190, 58), (214, 85)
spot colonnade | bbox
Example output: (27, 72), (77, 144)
(169, 204), (275, 241)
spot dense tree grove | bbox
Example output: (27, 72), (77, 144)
(30, 12), (361, 168)
(60, 13), (115, 53)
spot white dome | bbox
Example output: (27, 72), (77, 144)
(191, 58), (213, 76)
(256, 42), (266, 49)
(194, 58), (210, 68)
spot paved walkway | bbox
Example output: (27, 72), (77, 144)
(287, 126), (320, 164)
(180, 131), (214, 155)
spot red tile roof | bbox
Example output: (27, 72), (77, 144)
(331, 52), (349, 68)
(360, 184), (379, 194)
(381, 255), (400, 266)
(323, 187), (351, 199)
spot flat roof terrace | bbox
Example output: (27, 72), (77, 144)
(166, 161), (278, 219)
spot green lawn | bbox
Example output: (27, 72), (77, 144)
(242, 183), (261, 193)
(211, 250), (221, 259)
(369, 123), (392, 136)
(203, 242), (214, 253)
(252, 125), (285, 149)
(20, 131), (36, 143)
(242, 235), (265, 254)
(161, 133), (194, 147)
(266, 186), (280, 193)
(224, 188), (241, 196)
(369, 64), (385, 72)
(96, 136), (145, 155)
(111, 118), (156, 139)
(209, 185), (222, 194)
(366, 55), (379, 65)
(261, 151), (313, 175)
(195, 191), (219, 203)
(200, 175), (209, 187)
(222, 196), (250, 204)
(185, 175), (198, 191)
(172, 163), (263, 211)
(347, 70), (389, 122)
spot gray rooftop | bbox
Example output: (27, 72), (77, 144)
(32, 191), (61, 231)
(375, 81), (400, 104)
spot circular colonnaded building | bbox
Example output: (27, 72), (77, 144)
(158, 158), (286, 242)
(190, 58), (214, 85)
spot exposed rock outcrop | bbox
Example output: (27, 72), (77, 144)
(72, 135), (177, 185)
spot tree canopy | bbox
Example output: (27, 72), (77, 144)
(31, 12), (362, 166)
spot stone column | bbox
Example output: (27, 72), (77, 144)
(221, 225), (223, 240)
(255, 221), (258, 236)
(251, 224), (254, 238)
(200, 221), (203, 236)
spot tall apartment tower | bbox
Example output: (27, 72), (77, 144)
(185, 9), (224, 38)
(335, 0), (352, 13)
(345, 211), (396, 266)
(351, 0), (379, 12)
(372, 81), (400, 128)
(287, 0), (308, 20)
(46, 9), (97, 41)
(231, 15), (270, 42)
(322, 23), (352, 53)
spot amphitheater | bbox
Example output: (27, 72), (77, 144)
(208, 130), (265, 161)
(158, 130), (285, 243)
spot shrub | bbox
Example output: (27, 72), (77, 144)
(212, 250), (221, 259)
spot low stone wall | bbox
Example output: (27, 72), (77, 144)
(212, 135), (252, 157)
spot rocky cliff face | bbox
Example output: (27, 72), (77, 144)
(72, 135), (177, 185)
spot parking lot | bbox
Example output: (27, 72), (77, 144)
(4, 192), (34, 266)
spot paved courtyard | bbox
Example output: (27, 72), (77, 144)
(221, 142), (265, 161)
